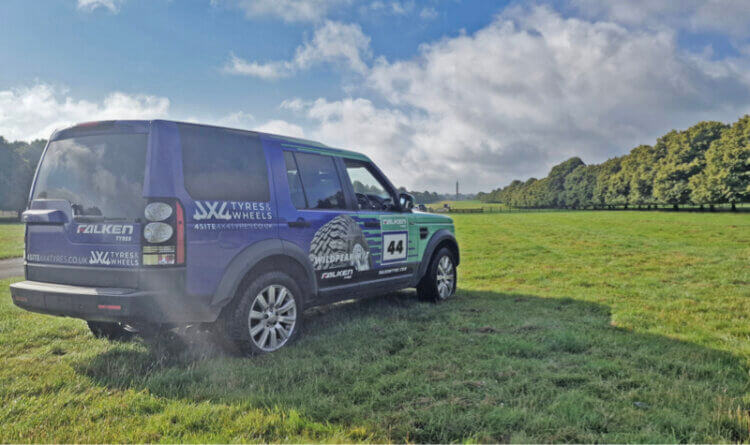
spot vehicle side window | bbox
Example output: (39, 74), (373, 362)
(293, 152), (346, 210)
(343, 158), (397, 211)
(283, 151), (307, 209)
(180, 124), (270, 202)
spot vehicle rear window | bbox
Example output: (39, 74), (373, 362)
(32, 133), (147, 218)
(293, 152), (346, 210)
(180, 124), (270, 202)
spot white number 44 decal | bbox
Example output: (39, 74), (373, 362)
(382, 232), (407, 262)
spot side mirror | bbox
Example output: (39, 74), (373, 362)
(399, 193), (415, 211)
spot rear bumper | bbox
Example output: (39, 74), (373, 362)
(10, 278), (218, 324)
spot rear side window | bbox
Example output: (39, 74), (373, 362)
(284, 151), (307, 209)
(292, 152), (346, 210)
(180, 124), (269, 202)
(32, 133), (147, 218)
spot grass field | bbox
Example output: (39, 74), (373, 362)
(1, 212), (749, 442)
(430, 200), (509, 212)
(0, 223), (23, 259)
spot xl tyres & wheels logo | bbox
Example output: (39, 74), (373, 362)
(193, 201), (272, 221)
(309, 215), (371, 272)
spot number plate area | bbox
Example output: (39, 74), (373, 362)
(382, 231), (408, 263)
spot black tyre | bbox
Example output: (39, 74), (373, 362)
(87, 321), (132, 341)
(417, 247), (457, 302)
(221, 271), (304, 356)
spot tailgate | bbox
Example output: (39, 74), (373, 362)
(24, 125), (148, 286)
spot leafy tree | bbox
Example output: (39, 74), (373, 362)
(499, 179), (523, 206)
(627, 144), (662, 206)
(0, 137), (38, 213)
(604, 162), (631, 207)
(593, 157), (622, 208)
(690, 115), (750, 209)
(519, 178), (538, 207)
(653, 121), (728, 206)
(545, 157), (585, 207)
(563, 164), (598, 209)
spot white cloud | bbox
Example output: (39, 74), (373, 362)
(0, 84), (170, 141)
(224, 21), (371, 78)
(254, 119), (306, 138)
(294, 21), (371, 73)
(76, 0), (122, 13)
(283, 6), (750, 192)
(368, 1), (385, 11)
(223, 53), (292, 80)
(570, 0), (750, 39)
(390, 1), (414, 16)
(419, 7), (437, 20)
(202, 111), (257, 129)
(212, 0), (350, 23)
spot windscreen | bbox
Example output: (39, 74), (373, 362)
(32, 133), (148, 219)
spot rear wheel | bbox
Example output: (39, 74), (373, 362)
(221, 271), (303, 356)
(417, 247), (457, 302)
(86, 321), (132, 341)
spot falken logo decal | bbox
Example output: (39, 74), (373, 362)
(321, 268), (354, 280)
(77, 224), (134, 235)
(193, 201), (273, 221)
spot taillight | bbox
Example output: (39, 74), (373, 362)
(144, 202), (173, 221)
(144, 222), (173, 243)
(175, 201), (185, 264)
(142, 199), (185, 266)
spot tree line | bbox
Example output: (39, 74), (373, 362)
(478, 116), (750, 210)
(0, 137), (46, 215)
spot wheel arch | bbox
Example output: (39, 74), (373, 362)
(211, 239), (317, 312)
(415, 229), (459, 285)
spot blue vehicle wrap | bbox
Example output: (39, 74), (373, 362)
(11, 119), (458, 327)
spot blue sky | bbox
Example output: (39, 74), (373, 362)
(0, 0), (507, 124)
(2, 0), (750, 192)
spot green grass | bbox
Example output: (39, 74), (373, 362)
(431, 200), (509, 212)
(1, 212), (749, 442)
(0, 224), (23, 259)
(432, 199), (484, 209)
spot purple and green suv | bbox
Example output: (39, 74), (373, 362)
(10, 120), (459, 355)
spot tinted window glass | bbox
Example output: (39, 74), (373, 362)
(32, 133), (147, 218)
(294, 152), (345, 209)
(344, 159), (392, 200)
(344, 158), (397, 211)
(180, 124), (269, 202)
(284, 151), (307, 209)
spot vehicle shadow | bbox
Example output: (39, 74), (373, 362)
(72, 289), (750, 443)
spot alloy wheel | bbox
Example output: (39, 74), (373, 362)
(248, 284), (297, 352)
(436, 255), (455, 299)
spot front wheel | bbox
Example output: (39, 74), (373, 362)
(221, 271), (303, 356)
(417, 247), (457, 302)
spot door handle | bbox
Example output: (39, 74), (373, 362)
(364, 221), (380, 228)
(287, 218), (311, 228)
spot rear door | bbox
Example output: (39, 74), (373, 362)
(24, 123), (149, 287)
(275, 150), (363, 289)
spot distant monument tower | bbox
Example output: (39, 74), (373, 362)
(456, 181), (459, 199)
